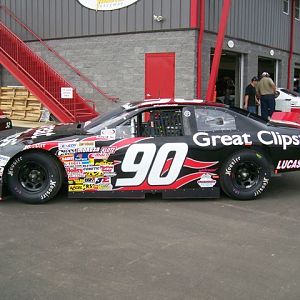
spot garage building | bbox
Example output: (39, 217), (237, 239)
(0, 0), (299, 114)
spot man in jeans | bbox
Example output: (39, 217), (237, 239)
(257, 72), (276, 120)
(244, 76), (259, 113)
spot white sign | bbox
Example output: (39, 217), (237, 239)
(78, 0), (138, 11)
(61, 87), (73, 99)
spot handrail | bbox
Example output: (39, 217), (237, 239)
(0, 4), (118, 103)
(0, 21), (98, 121)
(0, 21), (80, 105)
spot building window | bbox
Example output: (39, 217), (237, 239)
(296, 0), (300, 20)
(283, 0), (289, 14)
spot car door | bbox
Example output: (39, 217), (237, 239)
(110, 107), (196, 194)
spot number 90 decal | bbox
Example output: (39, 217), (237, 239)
(116, 143), (188, 187)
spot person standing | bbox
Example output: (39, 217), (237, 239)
(257, 72), (276, 120)
(244, 77), (259, 113)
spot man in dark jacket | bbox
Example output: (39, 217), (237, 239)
(244, 77), (259, 113)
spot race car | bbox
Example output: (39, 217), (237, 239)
(0, 109), (12, 131)
(275, 88), (300, 112)
(1, 98), (300, 204)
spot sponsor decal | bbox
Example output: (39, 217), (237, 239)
(8, 157), (23, 176)
(85, 171), (104, 178)
(100, 128), (116, 140)
(78, 141), (95, 148)
(75, 153), (89, 161)
(77, 0), (138, 11)
(68, 179), (84, 185)
(184, 110), (191, 117)
(276, 159), (300, 170)
(60, 154), (74, 162)
(41, 180), (56, 200)
(84, 178), (95, 184)
(193, 132), (252, 147)
(66, 168), (84, 178)
(254, 177), (269, 197)
(225, 157), (241, 176)
(197, 173), (216, 188)
(0, 132), (25, 147)
(32, 125), (56, 139)
(24, 144), (46, 150)
(69, 185), (84, 192)
(58, 142), (78, 150)
(83, 183), (95, 190)
(57, 149), (76, 155)
(257, 131), (300, 150)
(193, 131), (300, 150)
(95, 177), (111, 185)
(0, 155), (10, 166)
(94, 160), (114, 166)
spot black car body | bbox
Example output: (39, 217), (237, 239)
(0, 99), (300, 204)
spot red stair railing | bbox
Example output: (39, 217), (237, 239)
(0, 21), (98, 122)
(0, 4), (118, 104)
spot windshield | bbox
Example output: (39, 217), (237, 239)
(85, 108), (131, 134)
(84, 107), (125, 130)
(279, 89), (300, 97)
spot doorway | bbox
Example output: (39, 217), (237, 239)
(258, 57), (277, 83)
(145, 53), (175, 99)
(212, 50), (242, 107)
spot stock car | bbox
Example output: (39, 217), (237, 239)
(1, 98), (300, 204)
(275, 88), (300, 112)
(0, 109), (12, 131)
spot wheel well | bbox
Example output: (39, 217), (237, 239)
(248, 146), (275, 171)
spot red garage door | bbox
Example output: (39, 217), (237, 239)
(145, 53), (175, 99)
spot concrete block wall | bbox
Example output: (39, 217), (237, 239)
(25, 30), (197, 112)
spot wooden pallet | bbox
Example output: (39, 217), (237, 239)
(0, 87), (43, 122)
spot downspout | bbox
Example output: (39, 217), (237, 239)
(206, 0), (231, 101)
(287, 0), (295, 90)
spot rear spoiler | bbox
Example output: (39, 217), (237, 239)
(271, 112), (300, 128)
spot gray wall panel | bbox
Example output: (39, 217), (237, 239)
(1, 0), (298, 55)
(205, 0), (293, 52)
(2, 0), (190, 39)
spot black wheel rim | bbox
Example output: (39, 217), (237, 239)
(232, 161), (260, 190)
(18, 162), (48, 192)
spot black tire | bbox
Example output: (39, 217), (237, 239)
(6, 152), (63, 204)
(220, 150), (271, 200)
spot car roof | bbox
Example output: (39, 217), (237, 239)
(123, 98), (225, 110)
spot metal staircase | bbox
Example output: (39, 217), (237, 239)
(0, 21), (101, 123)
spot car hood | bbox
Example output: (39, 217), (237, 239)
(0, 123), (85, 148)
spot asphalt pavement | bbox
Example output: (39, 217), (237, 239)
(0, 128), (300, 300)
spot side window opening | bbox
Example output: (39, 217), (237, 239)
(115, 108), (184, 139)
(195, 108), (236, 132)
(140, 109), (183, 137)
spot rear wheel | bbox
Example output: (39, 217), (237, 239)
(220, 150), (271, 200)
(6, 152), (63, 204)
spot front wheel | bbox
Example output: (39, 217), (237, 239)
(6, 152), (63, 204)
(220, 150), (271, 200)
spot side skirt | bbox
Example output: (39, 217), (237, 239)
(68, 188), (220, 199)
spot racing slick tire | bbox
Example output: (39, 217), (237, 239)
(6, 152), (63, 204)
(220, 150), (271, 200)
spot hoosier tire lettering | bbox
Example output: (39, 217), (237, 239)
(220, 150), (271, 200)
(7, 152), (63, 204)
